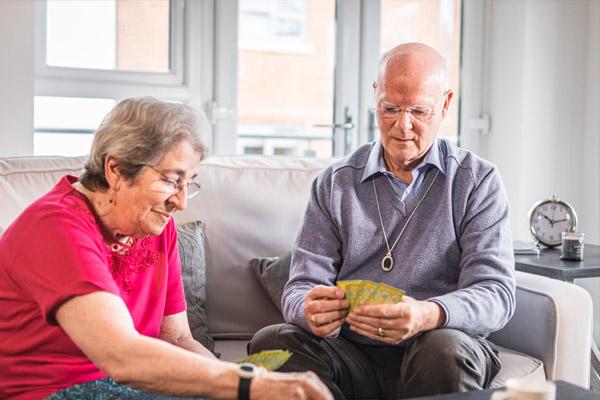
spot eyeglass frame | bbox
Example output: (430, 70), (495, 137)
(143, 164), (202, 199)
(372, 91), (450, 123)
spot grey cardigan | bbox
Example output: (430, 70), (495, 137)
(282, 138), (516, 344)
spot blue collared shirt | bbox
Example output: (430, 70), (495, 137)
(361, 140), (446, 202)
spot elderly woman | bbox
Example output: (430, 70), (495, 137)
(0, 98), (331, 400)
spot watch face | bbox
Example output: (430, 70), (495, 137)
(530, 200), (577, 247)
(237, 362), (259, 379)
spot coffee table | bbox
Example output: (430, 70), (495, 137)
(404, 380), (600, 400)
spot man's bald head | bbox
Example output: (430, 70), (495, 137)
(373, 43), (454, 177)
(376, 43), (448, 93)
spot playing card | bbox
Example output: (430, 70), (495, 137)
(376, 282), (405, 304)
(337, 279), (404, 310)
(354, 280), (371, 308)
(336, 280), (359, 307)
(237, 349), (292, 371)
(345, 282), (362, 309)
(358, 280), (379, 306)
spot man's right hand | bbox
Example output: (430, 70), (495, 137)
(252, 370), (333, 400)
(304, 285), (349, 337)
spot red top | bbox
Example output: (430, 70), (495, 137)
(0, 176), (187, 400)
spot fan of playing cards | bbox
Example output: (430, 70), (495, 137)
(237, 350), (292, 371)
(336, 279), (405, 310)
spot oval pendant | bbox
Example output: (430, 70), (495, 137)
(381, 255), (394, 272)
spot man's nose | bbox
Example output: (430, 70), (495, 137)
(393, 110), (413, 131)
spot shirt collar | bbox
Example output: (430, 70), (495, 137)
(361, 138), (446, 182)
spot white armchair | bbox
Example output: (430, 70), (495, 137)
(489, 271), (593, 387)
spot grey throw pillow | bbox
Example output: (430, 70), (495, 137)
(177, 221), (215, 352)
(250, 251), (292, 311)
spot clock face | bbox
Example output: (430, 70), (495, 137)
(530, 201), (577, 247)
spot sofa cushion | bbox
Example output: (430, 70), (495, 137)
(175, 156), (333, 338)
(490, 345), (546, 388)
(0, 156), (87, 233)
(250, 251), (292, 311)
(177, 220), (214, 352)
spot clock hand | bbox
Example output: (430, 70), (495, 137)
(540, 213), (554, 224)
(553, 218), (569, 223)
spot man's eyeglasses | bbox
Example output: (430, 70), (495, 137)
(373, 91), (448, 123)
(373, 103), (436, 123)
(144, 165), (201, 199)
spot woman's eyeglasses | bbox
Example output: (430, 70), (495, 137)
(144, 165), (201, 199)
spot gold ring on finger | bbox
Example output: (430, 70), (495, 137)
(378, 327), (386, 337)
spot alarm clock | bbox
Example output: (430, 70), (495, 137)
(528, 195), (578, 247)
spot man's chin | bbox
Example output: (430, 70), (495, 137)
(389, 150), (418, 166)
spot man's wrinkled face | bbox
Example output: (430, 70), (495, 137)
(375, 72), (451, 171)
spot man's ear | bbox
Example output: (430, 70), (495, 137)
(104, 156), (122, 191)
(441, 90), (454, 118)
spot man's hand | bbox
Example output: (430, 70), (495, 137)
(304, 285), (349, 337)
(345, 296), (445, 344)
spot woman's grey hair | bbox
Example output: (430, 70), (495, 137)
(80, 97), (208, 190)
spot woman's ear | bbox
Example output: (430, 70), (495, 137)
(104, 156), (122, 191)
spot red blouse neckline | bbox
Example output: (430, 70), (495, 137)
(67, 178), (159, 294)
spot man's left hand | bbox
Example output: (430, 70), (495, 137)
(345, 296), (445, 345)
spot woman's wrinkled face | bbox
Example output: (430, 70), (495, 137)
(114, 140), (201, 238)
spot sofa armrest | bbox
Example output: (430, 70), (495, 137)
(488, 271), (593, 387)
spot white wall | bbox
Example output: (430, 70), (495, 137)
(578, 0), (600, 344)
(0, 0), (34, 157)
(581, 0), (600, 247)
(487, 0), (592, 240)
(486, 0), (600, 342)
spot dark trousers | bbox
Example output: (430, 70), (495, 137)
(249, 324), (501, 400)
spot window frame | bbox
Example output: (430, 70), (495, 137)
(34, 0), (190, 101)
(32, 0), (484, 158)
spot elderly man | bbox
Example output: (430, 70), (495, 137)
(249, 43), (515, 399)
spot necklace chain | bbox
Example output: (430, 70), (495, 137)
(373, 169), (440, 271)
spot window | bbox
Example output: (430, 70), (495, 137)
(228, 0), (463, 156)
(33, 0), (465, 158)
(46, 0), (170, 72)
(34, 0), (189, 156)
(239, 0), (311, 54)
(236, 0), (336, 157)
(34, 96), (115, 156)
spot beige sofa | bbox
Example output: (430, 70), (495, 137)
(0, 155), (594, 389)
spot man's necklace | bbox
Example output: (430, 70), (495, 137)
(372, 169), (440, 272)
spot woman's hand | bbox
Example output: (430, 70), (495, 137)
(304, 285), (349, 337)
(251, 370), (333, 400)
(345, 296), (445, 344)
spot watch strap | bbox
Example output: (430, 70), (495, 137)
(237, 376), (252, 400)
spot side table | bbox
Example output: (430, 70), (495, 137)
(514, 244), (600, 391)
(404, 380), (600, 400)
(514, 244), (600, 283)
